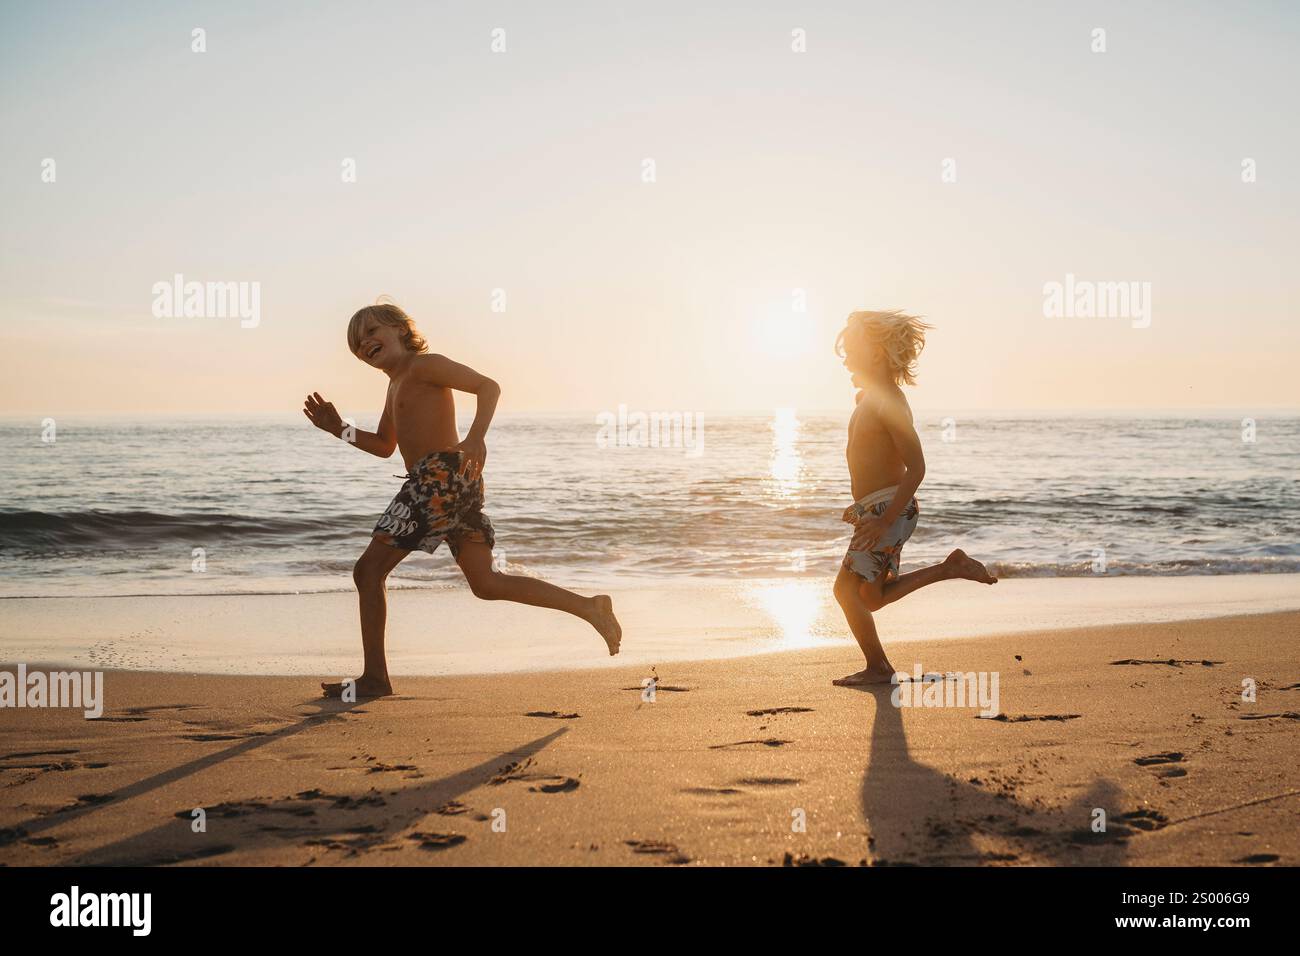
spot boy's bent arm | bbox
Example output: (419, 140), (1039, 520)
(419, 354), (501, 478)
(878, 397), (926, 524)
(353, 392), (399, 457)
(347, 427), (397, 458)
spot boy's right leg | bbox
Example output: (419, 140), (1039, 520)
(322, 536), (410, 698)
(832, 566), (897, 686)
(453, 538), (622, 656)
(867, 549), (997, 608)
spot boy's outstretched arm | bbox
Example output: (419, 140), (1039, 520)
(419, 354), (500, 481)
(302, 391), (397, 458)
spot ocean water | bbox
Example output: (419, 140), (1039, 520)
(0, 413), (1297, 598)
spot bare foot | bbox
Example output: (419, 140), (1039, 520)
(946, 549), (998, 584)
(321, 675), (393, 700)
(832, 664), (897, 686)
(589, 595), (622, 656)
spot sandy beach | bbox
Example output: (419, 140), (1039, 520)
(2, 609), (1296, 866)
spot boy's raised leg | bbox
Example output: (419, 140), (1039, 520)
(323, 536), (408, 698)
(454, 539), (621, 655)
(864, 548), (998, 607)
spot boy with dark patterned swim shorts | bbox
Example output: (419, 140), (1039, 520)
(304, 301), (622, 699)
(830, 311), (998, 687)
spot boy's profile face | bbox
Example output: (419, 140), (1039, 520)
(353, 319), (406, 370)
(840, 321), (880, 378)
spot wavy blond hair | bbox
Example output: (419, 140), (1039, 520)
(835, 310), (932, 386)
(347, 299), (428, 355)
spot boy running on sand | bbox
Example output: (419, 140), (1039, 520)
(831, 311), (997, 686)
(304, 301), (621, 698)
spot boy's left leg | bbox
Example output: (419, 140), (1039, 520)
(832, 566), (897, 686)
(453, 538), (622, 655)
(322, 536), (410, 699)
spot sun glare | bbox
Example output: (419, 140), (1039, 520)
(768, 407), (803, 497)
(750, 580), (827, 650)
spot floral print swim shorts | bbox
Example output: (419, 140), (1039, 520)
(842, 485), (919, 583)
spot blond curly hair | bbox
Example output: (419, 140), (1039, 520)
(346, 299), (428, 355)
(835, 310), (932, 386)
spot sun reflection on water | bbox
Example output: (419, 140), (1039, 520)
(768, 407), (803, 497)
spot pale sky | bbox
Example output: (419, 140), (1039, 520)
(1, 0), (1297, 417)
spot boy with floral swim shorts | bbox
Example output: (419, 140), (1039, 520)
(304, 300), (622, 699)
(830, 311), (998, 687)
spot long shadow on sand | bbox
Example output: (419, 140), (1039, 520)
(13, 697), (566, 865)
(4, 696), (364, 853)
(857, 684), (1135, 865)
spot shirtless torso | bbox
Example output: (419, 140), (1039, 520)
(846, 383), (910, 500)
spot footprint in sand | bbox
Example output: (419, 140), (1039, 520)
(1109, 658), (1224, 668)
(1133, 751), (1184, 766)
(363, 757), (418, 774)
(59, 793), (115, 812)
(1069, 807), (1169, 842)
(131, 844), (236, 866)
(734, 776), (802, 788)
(407, 831), (467, 851)
(0, 749), (86, 774)
(1115, 808), (1170, 831)
(1234, 853), (1279, 864)
(2, 748), (79, 761)
(625, 839), (689, 864)
(287, 789), (387, 811)
(783, 852), (850, 867)
(126, 704), (203, 715)
(490, 758), (535, 785)
(306, 834), (385, 855)
(174, 799), (317, 819)
(490, 758), (580, 793)
(1239, 712), (1300, 721)
(709, 738), (791, 750)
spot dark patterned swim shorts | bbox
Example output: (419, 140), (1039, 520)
(373, 450), (495, 556)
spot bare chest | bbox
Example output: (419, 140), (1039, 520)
(388, 378), (453, 429)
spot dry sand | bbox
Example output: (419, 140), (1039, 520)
(1, 611), (1297, 866)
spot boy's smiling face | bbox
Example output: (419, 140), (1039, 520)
(353, 319), (406, 370)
